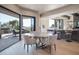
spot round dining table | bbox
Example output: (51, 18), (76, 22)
(23, 32), (52, 48)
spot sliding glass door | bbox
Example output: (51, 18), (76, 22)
(0, 22), (1, 39)
(0, 6), (20, 51)
(0, 6), (36, 52)
(31, 17), (36, 31)
(0, 7), (20, 39)
(22, 16), (36, 34)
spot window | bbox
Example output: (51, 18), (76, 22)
(49, 19), (55, 28)
(22, 16), (36, 33)
(55, 19), (63, 29)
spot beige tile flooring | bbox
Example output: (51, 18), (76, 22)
(0, 39), (79, 55)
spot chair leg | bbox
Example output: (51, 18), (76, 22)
(24, 44), (25, 49)
(36, 43), (38, 50)
(54, 44), (56, 51)
(27, 44), (29, 53)
(49, 45), (51, 55)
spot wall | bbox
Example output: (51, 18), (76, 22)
(40, 17), (49, 32)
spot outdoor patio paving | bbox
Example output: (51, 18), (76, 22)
(0, 34), (19, 52)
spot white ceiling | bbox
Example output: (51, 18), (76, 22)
(18, 4), (68, 14)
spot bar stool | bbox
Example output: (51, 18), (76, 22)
(65, 31), (72, 42)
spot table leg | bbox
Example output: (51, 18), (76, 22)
(0, 35), (1, 39)
(39, 37), (47, 48)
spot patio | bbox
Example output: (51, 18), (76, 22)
(0, 34), (19, 52)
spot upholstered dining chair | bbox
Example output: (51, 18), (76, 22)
(45, 34), (57, 54)
(23, 35), (37, 52)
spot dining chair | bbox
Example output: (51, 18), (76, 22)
(45, 34), (57, 54)
(23, 35), (37, 52)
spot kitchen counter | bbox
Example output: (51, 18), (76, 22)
(56, 29), (79, 42)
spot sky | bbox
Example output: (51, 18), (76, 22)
(0, 13), (19, 24)
(23, 18), (31, 27)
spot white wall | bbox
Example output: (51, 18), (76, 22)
(40, 17), (49, 32)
